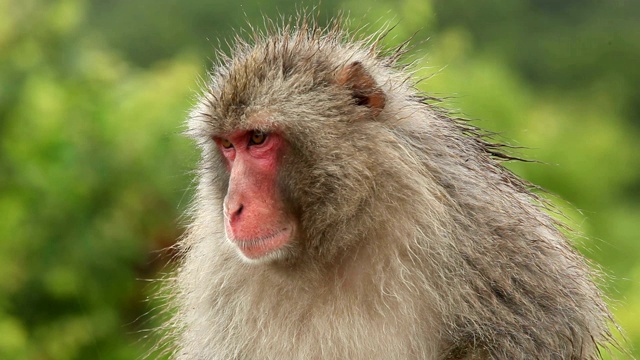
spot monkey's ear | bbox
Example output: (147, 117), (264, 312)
(336, 61), (386, 117)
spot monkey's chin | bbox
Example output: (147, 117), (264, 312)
(228, 228), (292, 262)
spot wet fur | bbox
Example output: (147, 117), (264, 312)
(164, 18), (617, 360)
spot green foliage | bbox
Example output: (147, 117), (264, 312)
(0, 0), (638, 358)
(1, 1), (196, 358)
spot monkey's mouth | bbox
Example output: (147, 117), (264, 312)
(230, 227), (292, 260)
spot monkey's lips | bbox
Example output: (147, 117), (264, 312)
(230, 228), (292, 260)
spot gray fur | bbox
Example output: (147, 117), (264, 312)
(165, 19), (618, 359)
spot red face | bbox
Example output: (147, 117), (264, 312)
(214, 130), (293, 261)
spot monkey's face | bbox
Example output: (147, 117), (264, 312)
(212, 128), (297, 262)
(193, 47), (388, 264)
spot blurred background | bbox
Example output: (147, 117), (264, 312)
(0, 0), (638, 358)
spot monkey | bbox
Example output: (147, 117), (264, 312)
(164, 18), (619, 360)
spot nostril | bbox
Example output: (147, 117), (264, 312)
(228, 203), (244, 223)
(224, 201), (244, 222)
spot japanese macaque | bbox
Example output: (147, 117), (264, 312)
(165, 19), (618, 360)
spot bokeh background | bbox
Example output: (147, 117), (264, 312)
(1, 0), (638, 358)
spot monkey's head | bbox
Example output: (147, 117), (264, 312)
(188, 28), (409, 265)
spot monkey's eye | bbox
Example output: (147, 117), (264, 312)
(220, 138), (233, 149)
(249, 131), (267, 145)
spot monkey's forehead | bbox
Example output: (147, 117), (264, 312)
(188, 88), (357, 142)
(191, 57), (377, 133)
(210, 48), (352, 108)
